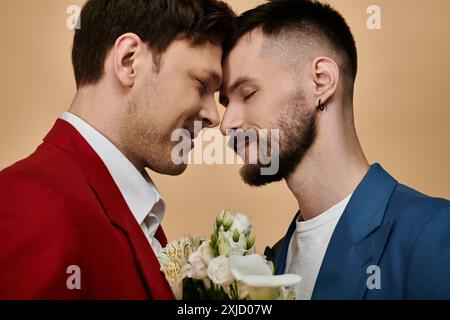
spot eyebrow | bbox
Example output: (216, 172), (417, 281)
(219, 76), (256, 106)
(201, 69), (222, 90)
(229, 76), (254, 93)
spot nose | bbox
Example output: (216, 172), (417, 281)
(220, 104), (245, 136)
(199, 96), (220, 129)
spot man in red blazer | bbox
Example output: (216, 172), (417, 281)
(0, 0), (235, 299)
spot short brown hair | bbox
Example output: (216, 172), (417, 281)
(72, 0), (236, 88)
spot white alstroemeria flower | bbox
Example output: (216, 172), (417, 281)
(158, 259), (191, 300)
(230, 213), (253, 236)
(207, 256), (235, 287)
(229, 254), (301, 300)
(157, 236), (203, 299)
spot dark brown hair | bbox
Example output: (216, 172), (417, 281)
(231, 0), (358, 81)
(72, 0), (236, 88)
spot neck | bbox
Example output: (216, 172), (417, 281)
(68, 85), (145, 172)
(286, 101), (369, 221)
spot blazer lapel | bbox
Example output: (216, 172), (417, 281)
(312, 164), (397, 299)
(155, 226), (168, 247)
(44, 119), (173, 299)
(274, 212), (300, 275)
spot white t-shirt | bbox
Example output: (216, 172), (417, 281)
(286, 194), (352, 300)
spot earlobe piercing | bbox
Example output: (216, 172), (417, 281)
(317, 99), (325, 112)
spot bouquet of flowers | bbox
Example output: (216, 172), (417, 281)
(157, 209), (301, 300)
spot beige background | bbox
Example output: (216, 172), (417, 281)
(0, 0), (449, 251)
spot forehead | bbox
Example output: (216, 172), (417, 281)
(222, 30), (294, 90)
(162, 39), (223, 75)
(223, 31), (265, 81)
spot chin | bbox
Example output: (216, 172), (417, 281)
(151, 162), (188, 176)
(239, 164), (284, 187)
(167, 164), (188, 176)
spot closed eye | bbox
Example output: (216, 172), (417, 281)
(243, 91), (257, 102)
(195, 78), (208, 96)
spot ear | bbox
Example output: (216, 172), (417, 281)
(112, 33), (142, 88)
(311, 57), (339, 106)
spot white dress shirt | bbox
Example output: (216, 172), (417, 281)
(61, 112), (165, 254)
(286, 194), (352, 300)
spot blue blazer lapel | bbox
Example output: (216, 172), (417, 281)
(274, 211), (299, 275)
(312, 164), (398, 299)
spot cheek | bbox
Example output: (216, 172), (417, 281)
(144, 68), (205, 135)
(167, 92), (201, 131)
(270, 92), (301, 124)
(245, 94), (287, 129)
(154, 82), (200, 129)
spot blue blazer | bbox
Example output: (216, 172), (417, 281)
(265, 164), (450, 299)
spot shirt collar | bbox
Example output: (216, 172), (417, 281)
(297, 194), (352, 227)
(60, 112), (165, 227)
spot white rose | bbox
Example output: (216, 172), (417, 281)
(231, 213), (253, 236)
(188, 250), (208, 280)
(207, 256), (235, 287)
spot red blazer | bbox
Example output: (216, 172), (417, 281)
(0, 119), (174, 300)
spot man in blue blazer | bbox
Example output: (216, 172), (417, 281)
(219, 0), (450, 299)
(265, 163), (450, 299)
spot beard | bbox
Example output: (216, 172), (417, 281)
(239, 91), (317, 186)
(122, 98), (188, 176)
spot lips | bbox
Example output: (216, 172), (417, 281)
(237, 133), (256, 148)
(235, 137), (249, 153)
(176, 132), (194, 151)
(229, 135), (258, 161)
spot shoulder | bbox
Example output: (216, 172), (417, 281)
(387, 183), (449, 226)
(396, 184), (450, 241)
(383, 183), (449, 252)
(394, 183), (449, 208)
(0, 142), (91, 229)
(0, 144), (90, 296)
(383, 183), (450, 297)
(402, 194), (450, 298)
